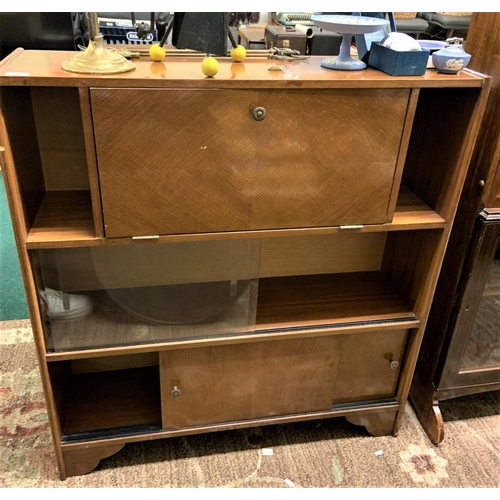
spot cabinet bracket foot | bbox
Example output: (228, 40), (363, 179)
(412, 395), (445, 444)
(61, 443), (126, 479)
(345, 407), (398, 436)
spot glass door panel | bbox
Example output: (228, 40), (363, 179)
(33, 239), (260, 352)
(461, 244), (500, 370)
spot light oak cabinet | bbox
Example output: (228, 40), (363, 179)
(0, 48), (490, 479)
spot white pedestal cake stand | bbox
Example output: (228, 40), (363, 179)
(311, 15), (390, 70)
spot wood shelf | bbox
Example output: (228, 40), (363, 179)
(256, 272), (417, 331)
(45, 271), (418, 361)
(26, 191), (95, 246)
(392, 185), (445, 229)
(26, 185), (445, 249)
(61, 366), (161, 438)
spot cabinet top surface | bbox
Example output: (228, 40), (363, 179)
(0, 49), (488, 89)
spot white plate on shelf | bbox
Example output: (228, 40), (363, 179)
(311, 15), (389, 35)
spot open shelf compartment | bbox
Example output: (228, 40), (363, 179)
(1, 86), (101, 245)
(25, 183), (445, 249)
(48, 357), (162, 442)
(27, 190), (95, 245)
(256, 271), (418, 333)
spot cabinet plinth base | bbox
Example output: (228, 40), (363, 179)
(61, 443), (125, 479)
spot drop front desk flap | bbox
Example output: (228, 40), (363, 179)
(90, 87), (410, 237)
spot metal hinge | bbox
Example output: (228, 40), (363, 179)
(132, 235), (160, 240)
(0, 146), (5, 169)
(339, 225), (364, 230)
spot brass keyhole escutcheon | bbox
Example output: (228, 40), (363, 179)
(171, 386), (181, 397)
(253, 106), (267, 121)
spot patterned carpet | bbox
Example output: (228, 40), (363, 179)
(1, 319), (499, 488)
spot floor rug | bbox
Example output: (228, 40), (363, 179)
(1, 319), (499, 488)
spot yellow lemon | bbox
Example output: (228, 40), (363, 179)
(149, 43), (166, 61)
(230, 45), (246, 62)
(201, 56), (219, 77)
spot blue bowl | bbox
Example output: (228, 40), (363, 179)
(432, 50), (471, 74)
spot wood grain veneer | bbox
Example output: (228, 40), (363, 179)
(256, 272), (415, 331)
(71, 352), (159, 374)
(62, 444), (125, 478)
(386, 89), (420, 221)
(160, 329), (406, 428)
(0, 50), (486, 89)
(465, 13), (500, 209)
(30, 87), (89, 191)
(0, 86), (45, 230)
(0, 97), (66, 477)
(160, 336), (343, 428)
(91, 87), (409, 237)
(78, 87), (105, 238)
(59, 404), (400, 455)
(408, 13), (500, 445)
(394, 80), (492, 434)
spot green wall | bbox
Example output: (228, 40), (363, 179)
(0, 172), (29, 320)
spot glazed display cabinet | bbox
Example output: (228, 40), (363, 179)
(442, 214), (500, 383)
(0, 48), (490, 478)
(410, 12), (500, 443)
(410, 211), (500, 443)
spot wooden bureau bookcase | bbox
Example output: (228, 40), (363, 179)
(0, 49), (490, 479)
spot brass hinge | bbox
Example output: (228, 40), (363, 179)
(0, 145), (5, 170)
